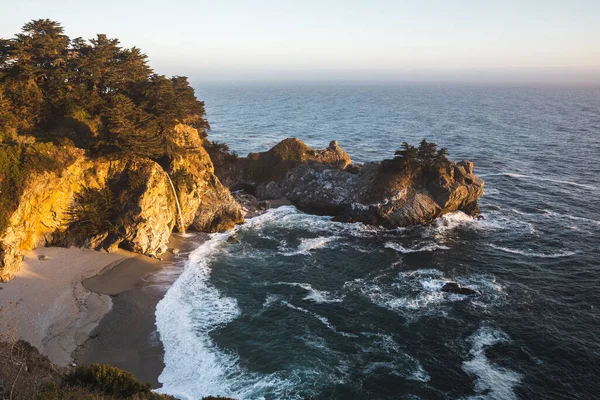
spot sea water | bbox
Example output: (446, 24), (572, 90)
(156, 83), (600, 399)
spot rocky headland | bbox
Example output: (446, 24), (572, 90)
(209, 137), (484, 228)
(1, 134), (485, 281)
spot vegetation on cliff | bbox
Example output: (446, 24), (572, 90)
(0, 339), (235, 400)
(0, 20), (212, 234)
(0, 20), (244, 281)
(0, 19), (208, 155)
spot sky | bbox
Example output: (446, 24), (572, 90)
(1, 0), (599, 84)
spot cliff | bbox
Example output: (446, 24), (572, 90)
(0, 125), (243, 281)
(211, 138), (484, 228)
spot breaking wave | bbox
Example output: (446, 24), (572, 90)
(488, 244), (577, 258)
(463, 327), (522, 399)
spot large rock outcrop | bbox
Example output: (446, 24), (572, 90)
(0, 126), (243, 281)
(212, 139), (484, 228)
(167, 124), (243, 232)
(209, 137), (351, 190)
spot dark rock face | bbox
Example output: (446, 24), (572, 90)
(212, 138), (485, 228)
(209, 138), (352, 189)
(441, 282), (480, 296)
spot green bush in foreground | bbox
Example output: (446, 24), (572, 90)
(64, 364), (155, 398)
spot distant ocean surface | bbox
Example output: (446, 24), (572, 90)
(155, 84), (600, 399)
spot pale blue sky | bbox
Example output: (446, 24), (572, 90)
(2, 0), (599, 83)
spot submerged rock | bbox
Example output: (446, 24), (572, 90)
(226, 234), (240, 244)
(441, 282), (480, 296)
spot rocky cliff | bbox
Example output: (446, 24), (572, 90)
(211, 139), (484, 228)
(0, 125), (243, 281)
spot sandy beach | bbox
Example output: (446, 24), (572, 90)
(0, 237), (194, 389)
(0, 247), (125, 366)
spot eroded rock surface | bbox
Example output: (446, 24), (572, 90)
(0, 125), (243, 281)
(212, 138), (484, 228)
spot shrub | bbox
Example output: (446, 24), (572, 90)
(64, 364), (151, 398)
(66, 187), (119, 238)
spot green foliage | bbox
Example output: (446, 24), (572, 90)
(0, 141), (75, 234)
(64, 364), (152, 398)
(386, 139), (450, 173)
(66, 187), (119, 238)
(0, 19), (209, 159)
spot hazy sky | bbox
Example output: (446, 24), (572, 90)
(2, 0), (599, 83)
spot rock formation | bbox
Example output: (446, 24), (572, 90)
(0, 125), (243, 281)
(211, 138), (484, 228)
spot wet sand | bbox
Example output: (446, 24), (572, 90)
(74, 234), (203, 388)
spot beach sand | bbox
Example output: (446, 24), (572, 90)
(74, 234), (202, 388)
(0, 234), (200, 389)
(0, 247), (124, 366)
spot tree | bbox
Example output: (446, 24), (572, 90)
(0, 19), (210, 159)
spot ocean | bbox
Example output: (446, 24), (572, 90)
(154, 83), (600, 399)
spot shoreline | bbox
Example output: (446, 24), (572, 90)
(0, 234), (200, 389)
(0, 247), (124, 367)
(74, 233), (203, 388)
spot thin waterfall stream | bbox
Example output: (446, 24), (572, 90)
(165, 171), (186, 234)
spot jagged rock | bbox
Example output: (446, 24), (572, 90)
(0, 125), (244, 281)
(167, 124), (244, 233)
(233, 191), (271, 218)
(209, 137), (351, 189)
(226, 234), (240, 244)
(211, 138), (484, 228)
(441, 282), (480, 296)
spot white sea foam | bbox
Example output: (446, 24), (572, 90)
(273, 282), (344, 303)
(542, 209), (600, 226)
(463, 327), (522, 400)
(345, 269), (504, 318)
(155, 234), (294, 400)
(280, 236), (340, 256)
(280, 299), (357, 337)
(384, 242), (450, 253)
(488, 244), (577, 258)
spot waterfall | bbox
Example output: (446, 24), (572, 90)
(165, 172), (186, 234)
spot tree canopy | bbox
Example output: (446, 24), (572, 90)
(387, 139), (450, 173)
(0, 19), (209, 159)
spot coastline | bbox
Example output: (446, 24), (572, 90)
(74, 234), (204, 388)
(0, 235), (200, 389)
(0, 247), (124, 367)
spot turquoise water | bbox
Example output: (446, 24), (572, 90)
(156, 84), (600, 399)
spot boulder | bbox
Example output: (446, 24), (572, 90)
(167, 124), (244, 233)
(209, 137), (351, 189)
(441, 282), (480, 296)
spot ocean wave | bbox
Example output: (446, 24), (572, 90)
(279, 299), (357, 337)
(462, 327), (522, 399)
(479, 172), (597, 191)
(344, 269), (504, 318)
(155, 234), (294, 400)
(273, 282), (345, 303)
(542, 210), (600, 226)
(488, 244), (577, 258)
(432, 210), (535, 236)
(384, 242), (450, 253)
(279, 236), (340, 256)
